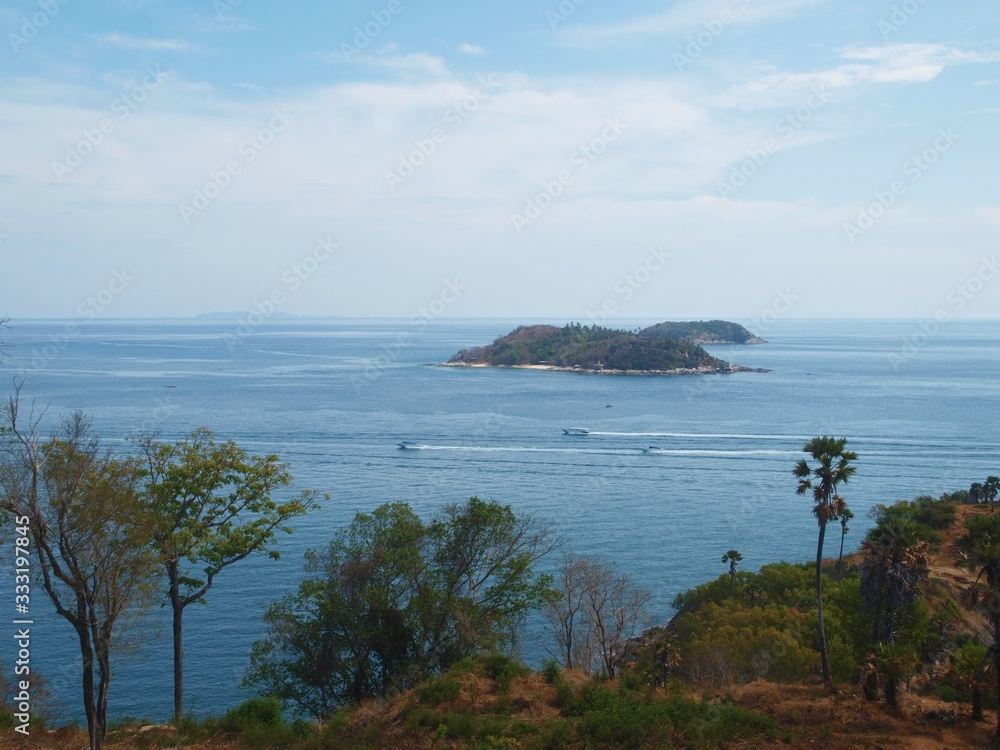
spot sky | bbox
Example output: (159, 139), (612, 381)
(1, 0), (999, 320)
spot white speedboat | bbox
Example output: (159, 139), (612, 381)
(397, 441), (419, 449)
(641, 445), (667, 454)
(562, 427), (590, 435)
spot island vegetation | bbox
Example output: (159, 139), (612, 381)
(638, 319), (766, 345)
(447, 321), (767, 374)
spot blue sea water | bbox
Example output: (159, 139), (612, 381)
(1, 317), (998, 721)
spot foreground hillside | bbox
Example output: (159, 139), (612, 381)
(446, 322), (765, 373)
(12, 497), (998, 750)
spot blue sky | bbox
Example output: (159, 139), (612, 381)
(2, 0), (999, 320)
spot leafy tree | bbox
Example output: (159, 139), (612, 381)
(970, 482), (984, 506)
(245, 498), (557, 719)
(546, 552), (651, 678)
(135, 428), (318, 721)
(793, 436), (857, 686)
(956, 513), (1000, 739)
(836, 508), (854, 579)
(0, 400), (158, 750)
(722, 550), (742, 597)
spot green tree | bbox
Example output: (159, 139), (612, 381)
(861, 643), (918, 708)
(956, 513), (1000, 739)
(970, 482), (984, 507)
(836, 508), (854, 579)
(0, 403), (158, 750)
(136, 428), (318, 722)
(793, 436), (857, 686)
(985, 477), (1000, 514)
(949, 640), (991, 721)
(859, 518), (930, 646)
(246, 497), (557, 718)
(722, 550), (743, 597)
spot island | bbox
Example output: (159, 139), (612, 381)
(638, 319), (766, 345)
(444, 322), (769, 375)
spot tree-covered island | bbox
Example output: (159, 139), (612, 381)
(445, 321), (769, 374)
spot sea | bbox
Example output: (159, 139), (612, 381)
(1, 317), (998, 722)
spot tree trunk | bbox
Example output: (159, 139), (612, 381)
(972, 689), (983, 721)
(78, 627), (100, 750)
(837, 530), (846, 580)
(885, 675), (897, 708)
(169, 565), (185, 723)
(815, 520), (831, 686)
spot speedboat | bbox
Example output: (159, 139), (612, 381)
(641, 445), (666, 454)
(562, 427), (590, 435)
(397, 441), (419, 449)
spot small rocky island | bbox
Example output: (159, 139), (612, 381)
(444, 321), (769, 375)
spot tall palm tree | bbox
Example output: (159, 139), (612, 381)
(956, 513), (1000, 739)
(837, 507), (854, 579)
(793, 436), (857, 687)
(985, 476), (1000, 514)
(721, 549), (742, 597)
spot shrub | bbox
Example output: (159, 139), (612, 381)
(221, 695), (286, 732)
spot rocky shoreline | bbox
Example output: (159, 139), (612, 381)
(439, 362), (771, 375)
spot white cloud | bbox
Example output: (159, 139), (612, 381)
(721, 43), (1000, 108)
(557, 0), (826, 46)
(457, 43), (488, 56)
(98, 33), (196, 52)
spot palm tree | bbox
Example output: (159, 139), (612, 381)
(956, 513), (1000, 739)
(721, 549), (742, 597)
(837, 507), (854, 579)
(859, 518), (930, 646)
(970, 482), (984, 506)
(985, 476), (1000, 514)
(793, 436), (857, 687)
(862, 643), (918, 709)
(949, 640), (991, 721)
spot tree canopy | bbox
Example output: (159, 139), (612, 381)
(245, 497), (558, 718)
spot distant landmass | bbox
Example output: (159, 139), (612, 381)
(639, 319), (766, 345)
(444, 322), (769, 375)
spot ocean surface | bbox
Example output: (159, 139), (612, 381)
(1, 317), (998, 721)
